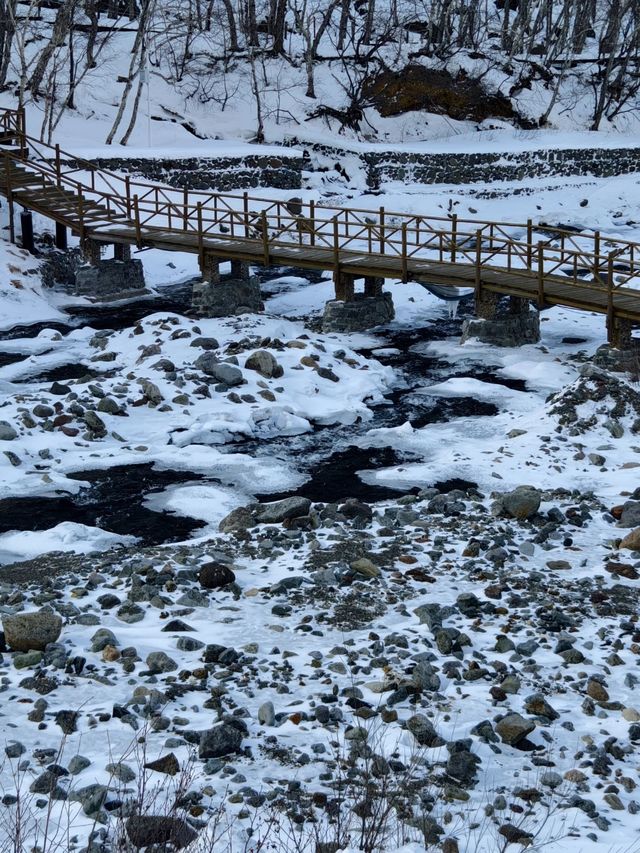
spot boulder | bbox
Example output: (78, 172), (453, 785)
(199, 723), (243, 759)
(497, 486), (541, 520)
(244, 350), (283, 378)
(199, 562), (236, 589)
(254, 496), (311, 524)
(125, 816), (197, 850)
(3, 611), (62, 652)
(0, 421), (17, 441)
(619, 527), (640, 551)
(219, 506), (255, 533)
(495, 713), (535, 745)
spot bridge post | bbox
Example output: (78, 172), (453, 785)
(461, 291), (540, 347)
(114, 243), (131, 262)
(55, 222), (67, 251)
(230, 259), (250, 281)
(334, 270), (355, 302)
(364, 276), (384, 297)
(80, 237), (102, 266)
(199, 254), (220, 283)
(607, 317), (633, 350)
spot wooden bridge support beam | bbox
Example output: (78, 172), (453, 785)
(114, 243), (131, 262)
(334, 270), (355, 302)
(55, 222), (67, 251)
(199, 254), (220, 284)
(364, 276), (384, 297)
(80, 237), (102, 266)
(607, 317), (633, 350)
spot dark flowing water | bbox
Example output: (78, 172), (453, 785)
(0, 274), (530, 554)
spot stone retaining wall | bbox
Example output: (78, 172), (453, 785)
(61, 154), (305, 191)
(293, 140), (640, 188)
(63, 140), (640, 194)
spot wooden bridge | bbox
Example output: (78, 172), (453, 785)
(1, 106), (639, 344)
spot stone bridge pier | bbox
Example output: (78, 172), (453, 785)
(461, 292), (540, 347)
(322, 272), (394, 332)
(192, 254), (263, 317)
(74, 237), (146, 298)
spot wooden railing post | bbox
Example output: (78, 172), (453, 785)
(5, 150), (14, 244)
(379, 206), (385, 255)
(243, 192), (250, 239)
(261, 210), (269, 265)
(197, 202), (204, 266)
(537, 241), (545, 308)
(333, 215), (340, 270)
(594, 230), (601, 283)
(183, 188), (188, 231)
(401, 222), (408, 282)
(55, 144), (61, 187)
(451, 213), (458, 263)
(526, 219), (533, 269)
(474, 228), (482, 299)
(133, 194), (141, 248)
(309, 200), (315, 247)
(125, 175), (131, 219)
(607, 251), (615, 332)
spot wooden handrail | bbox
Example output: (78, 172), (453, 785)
(1, 104), (640, 312)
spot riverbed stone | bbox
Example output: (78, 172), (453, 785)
(199, 723), (243, 758)
(125, 815), (197, 850)
(0, 421), (17, 440)
(496, 486), (541, 520)
(244, 350), (282, 378)
(254, 496), (311, 523)
(2, 611), (62, 652)
(199, 562), (236, 589)
(495, 713), (536, 745)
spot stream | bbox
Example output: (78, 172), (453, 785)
(0, 269), (532, 555)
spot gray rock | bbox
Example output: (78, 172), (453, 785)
(211, 363), (243, 387)
(0, 421), (17, 441)
(83, 410), (105, 432)
(146, 651), (178, 673)
(495, 713), (536, 745)
(4, 741), (25, 758)
(407, 714), (445, 747)
(90, 628), (118, 652)
(219, 506), (255, 533)
(140, 379), (163, 403)
(199, 562), (236, 589)
(446, 750), (481, 785)
(524, 693), (559, 720)
(97, 397), (122, 415)
(412, 661), (441, 692)
(199, 723), (243, 758)
(194, 352), (220, 374)
(143, 753), (180, 776)
(106, 762), (136, 782)
(258, 701), (276, 726)
(191, 337), (219, 350)
(125, 815), (197, 850)
(244, 350), (282, 378)
(619, 501), (640, 528)
(68, 755), (91, 775)
(498, 486), (541, 520)
(3, 611), (62, 652)
(69, 783), (108, 816)
(254, 496), (311, 523)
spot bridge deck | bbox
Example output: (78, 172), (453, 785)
(0, 106), (639, 339)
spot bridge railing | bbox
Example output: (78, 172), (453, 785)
(2, 106), (640, 304)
